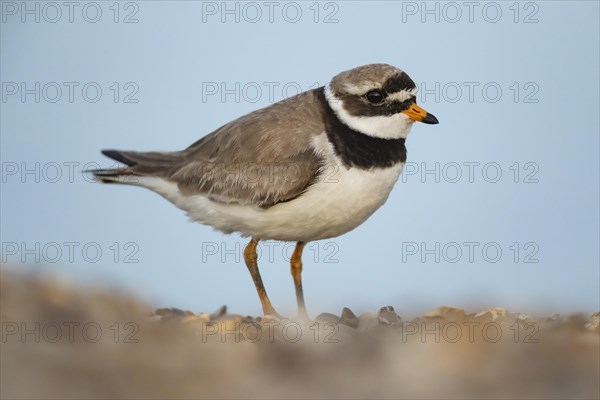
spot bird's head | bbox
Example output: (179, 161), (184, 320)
(326, 63), (438, 140)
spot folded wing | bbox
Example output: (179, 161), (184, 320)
(97, 89), (327, 208)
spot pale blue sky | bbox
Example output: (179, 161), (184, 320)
(1, 1), (599, 316)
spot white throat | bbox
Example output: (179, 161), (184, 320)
(324, 84), (414, 140)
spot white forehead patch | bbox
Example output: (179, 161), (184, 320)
(387, 88), (417, 102)
(342, 81), (380, 95)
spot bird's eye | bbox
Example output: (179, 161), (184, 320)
(366, 90), (384, 104)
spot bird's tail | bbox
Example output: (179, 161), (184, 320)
(90, 166), (141, 184)
(89, 149), (182, 185)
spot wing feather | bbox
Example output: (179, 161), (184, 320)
(169, 88), (326, 207)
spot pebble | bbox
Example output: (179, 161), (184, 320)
(585, 312), (600, 331)
(423, 306), (466, 322)
(150, 305), (600, 344)
(155, 307), (188, 318)
(378, 306), (402, 327)
(210, 305), (227, 319)
(357, 312), (378, 331)
(341, 307), (359, 328)
(474, 307), (507, 321)
(315, 312), (341, 324)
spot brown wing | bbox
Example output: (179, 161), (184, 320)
(167, 88), (326, 207)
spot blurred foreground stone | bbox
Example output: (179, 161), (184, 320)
(1, 270), (598, 399)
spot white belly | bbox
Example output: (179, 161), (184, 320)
(138, 133), (404, 242)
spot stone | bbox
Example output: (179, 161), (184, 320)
(423, 306), (466, 322)
(197, 312), (211, 321)
(341, 307), (359, 328)
(315, 312), (342, 324)
(155, 307), (186, 318)
(585, 312), (600, 331)
(378, 306), (402, 326)
(357, 312), (379, 331)
(474, 307), (507, 321)
(210, 305), (227, 319)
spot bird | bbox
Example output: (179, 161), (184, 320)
(92, 63), (439, 319)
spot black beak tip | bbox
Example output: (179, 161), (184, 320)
(422, 113), (439, 125)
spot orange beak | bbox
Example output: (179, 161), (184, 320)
(402, 103), (439, 124)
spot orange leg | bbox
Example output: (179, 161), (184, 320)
(291, 241), (309, 320)
(243, 238), (278, 316)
